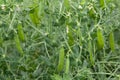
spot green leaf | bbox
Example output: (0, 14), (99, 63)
(51, 74), (62, 80)
(63, 74), (71, 80)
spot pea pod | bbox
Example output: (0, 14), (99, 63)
(29, 5), (39, 25)
(0, 37), (3, 46)
(88, 7), (96, 19)
(67, 26), (74, 46)
(29, 10), (39, 25)
(57, 47), (65, 72)
(14, 34), (24, 55)
(17, 22), (25, 42)
(100, 0), (105, 8)
(97, 28), (104, 50)
(77, 28), (82, 46)
(64, 0), (70, 10)
(88, 40), (94, 65)
(65, 54), (70, 74)
(109, 32), (115, 52)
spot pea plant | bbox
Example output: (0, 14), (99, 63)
(0, 0), (120, 80)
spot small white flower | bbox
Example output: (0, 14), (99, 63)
(0, 21), (2, 25)
(87, 3), (93, 10)
(77, 20), (80, 26)
(16, 4), (21, 11)
(66, 25), (69, 33)
(78, 5), (83, 9)
(44, 32), (49, 36)
(1, 4), (6, 10)
(2, 54), (6, 58)
(66, 12), (71, 17)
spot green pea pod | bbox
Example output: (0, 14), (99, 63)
(17, 22), (25, 42)
(88, 40), (94, 65)
(57, 47), (65, 72)
(67, 26), (74, 46)
(68, 33), (74, 46)
(29, 13), (35, 24)
(97, 28), (104, 50)
(77, 28), (82, 46)
(14, 34), (24, 55)
(80, 0), (86, 5)
(29, 7), (39, 25)
(0, 37), (3, 46)
(34, 7), (39, 23)
(88, 8), (96, 19)
(64, 0), (70, 10)
(109, 32), (115, 52)
(65, 54), (70, 74)
(100, 0), (105, 8)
